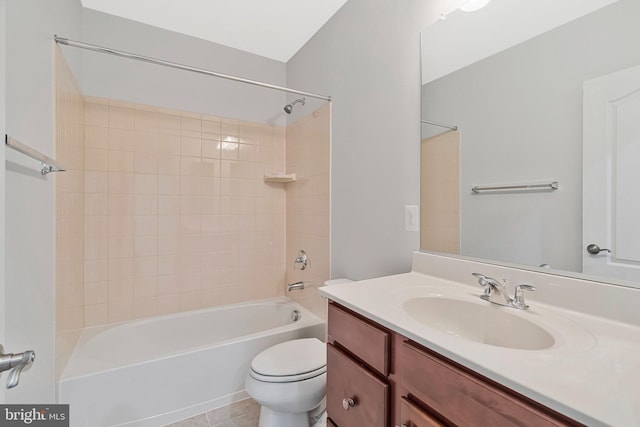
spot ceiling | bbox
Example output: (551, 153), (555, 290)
(80, 0), (349, 63)
(421, 0), (618, 83)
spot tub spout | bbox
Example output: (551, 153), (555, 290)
(287, 281), (305, 292)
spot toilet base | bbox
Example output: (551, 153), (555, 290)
(258, 406), (311, 427)
(308, 396), (326, 425)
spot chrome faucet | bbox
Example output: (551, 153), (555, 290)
(0, 348), (35, 389)
(287, 281), (305, 292)
(472, 273), (535, 310)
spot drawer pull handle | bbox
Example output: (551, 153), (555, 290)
(342, 397), (357, 410)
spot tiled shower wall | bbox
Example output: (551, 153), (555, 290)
(78, 97), (287, 326)
(420, 131), (460, 254)
(285, 103), (331, 320)
(55, 53), (329, 339)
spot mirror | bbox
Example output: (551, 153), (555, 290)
(420, 0), (640, 288)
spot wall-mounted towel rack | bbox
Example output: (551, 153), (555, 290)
(5, 134), (66, 175)
(472, 181), (558, 194)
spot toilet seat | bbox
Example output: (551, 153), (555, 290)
(249, 365), (326, 383)
(250, 338), (326, 383)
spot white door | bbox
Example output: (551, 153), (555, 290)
(583, 65), (640, 282)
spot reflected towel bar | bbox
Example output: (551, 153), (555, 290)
(5, 134), (66, 175)
(421, 119), (458, 131)
(472, 181), (558, 194)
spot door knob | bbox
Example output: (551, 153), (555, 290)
(587, 244), (611, 255)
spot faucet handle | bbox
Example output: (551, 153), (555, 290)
(513, 284), (536, 310)
(2, 350), (35, 389)
(293, 250), (308, 270)
(472, 272), (490, 287)
(472, 273), (495, 297)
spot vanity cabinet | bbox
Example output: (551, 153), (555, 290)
(327, 302), (390, 427)
(326, 301), (584, 427)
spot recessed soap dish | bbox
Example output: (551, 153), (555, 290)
(263, 173), (296, 183)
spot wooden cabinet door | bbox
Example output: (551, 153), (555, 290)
(327, 343), (389, 427)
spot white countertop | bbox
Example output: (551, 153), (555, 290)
(319, 271), (640, 427)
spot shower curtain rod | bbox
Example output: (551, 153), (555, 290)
(421, 119), (458, 131)
(54, 35), (332, 102)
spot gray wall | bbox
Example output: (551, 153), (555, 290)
(79, 9), (287, 126)
(5, 0), (83, 402)
(421, 0), (640, 272)
(287, 0), (435, 280)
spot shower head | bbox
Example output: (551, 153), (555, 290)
(283, 97), (306, 114)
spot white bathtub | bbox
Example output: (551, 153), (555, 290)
(59, 297), (325, 427)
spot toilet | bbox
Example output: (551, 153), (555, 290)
(245, 338), (327, 427)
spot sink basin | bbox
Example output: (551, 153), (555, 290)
(403, 297), (555, 350)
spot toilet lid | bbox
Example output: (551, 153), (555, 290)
(251, 338), (326, 378)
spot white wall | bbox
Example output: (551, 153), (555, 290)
(4, 0), (82, 402)
(79, 9), (288, 126)
(421, 0), (640, 272)
(286, 0), (452, 280)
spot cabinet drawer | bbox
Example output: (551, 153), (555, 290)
(400, 397), (446, 427)
(402, 341), (582, 427)
(327, 343), (389, 427)
(327, 418), (338, 427)
(328, 303), (390, 375)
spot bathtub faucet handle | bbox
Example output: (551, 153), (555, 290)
(293, 250), (308, 270)
(0, 348), (35, 389)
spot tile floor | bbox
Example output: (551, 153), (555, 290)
(164, 398), (327, 427)
(164, 398), (260, 427)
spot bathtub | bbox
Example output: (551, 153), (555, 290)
(59, 297), (325, 427)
